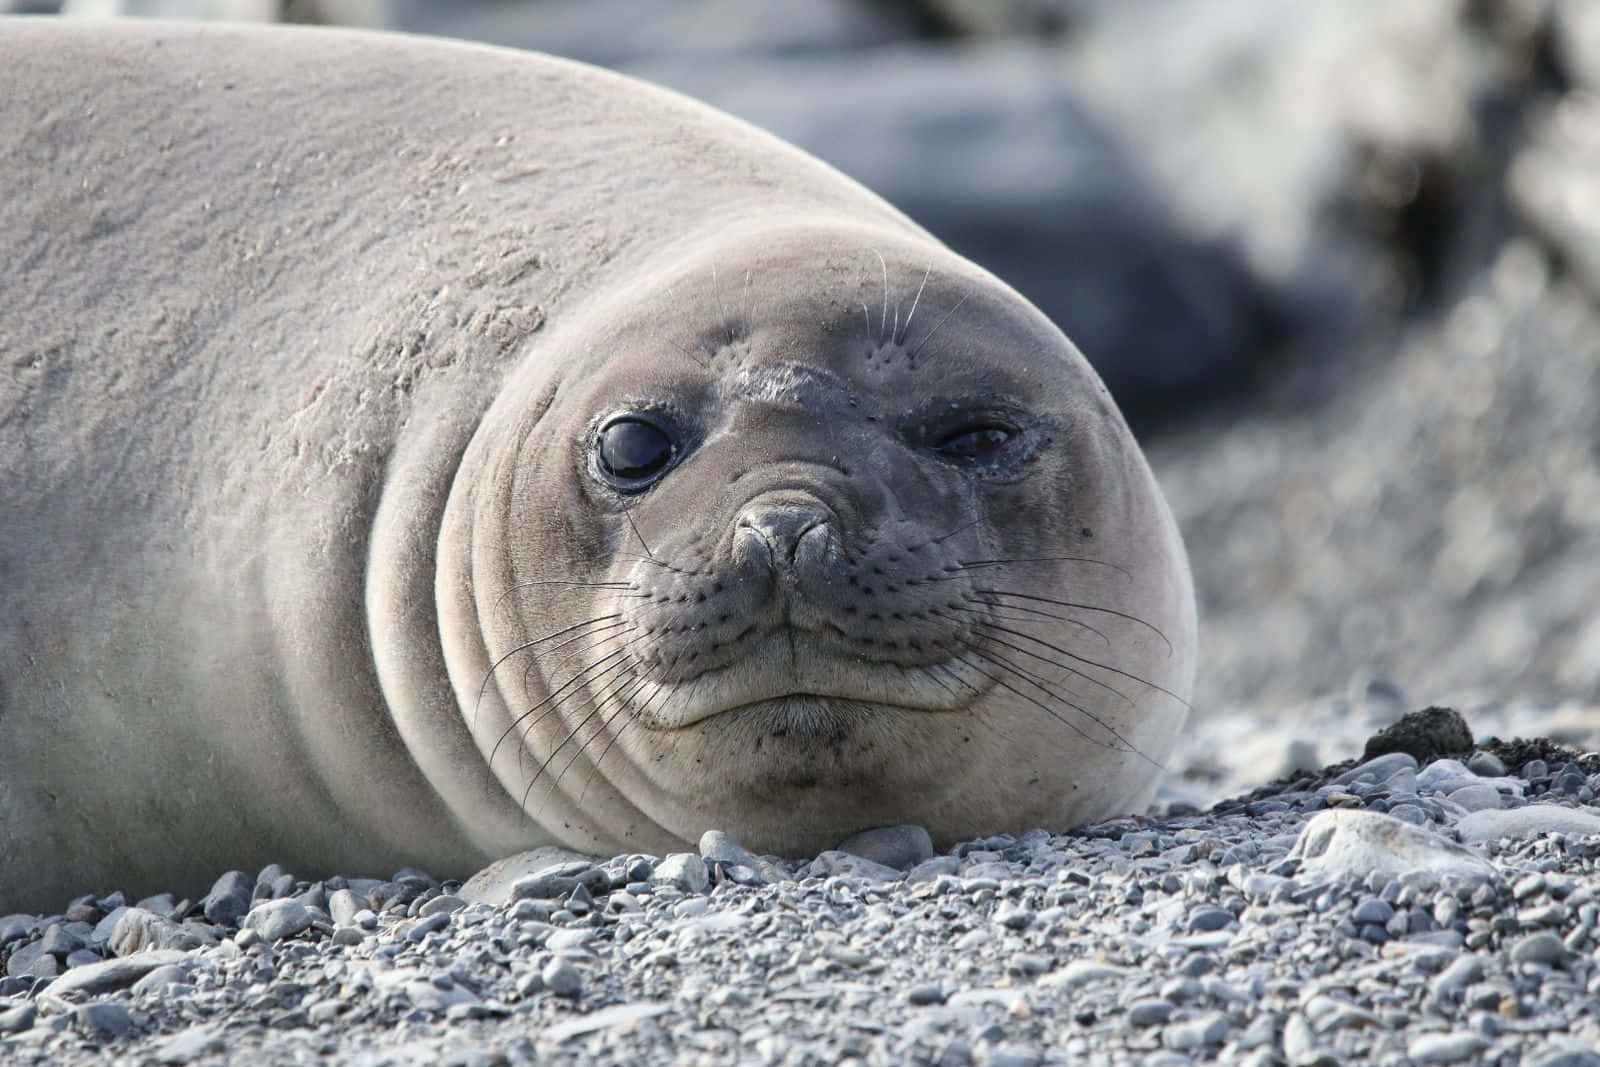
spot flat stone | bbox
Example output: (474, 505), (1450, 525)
(458, 846), (601, 907)
(1038, 960), (1128, 989)
(833, 825), (935, 870)
(109, 908), (210, 956)
(1456, 805), (1600, 844)
(806, 850), (901, 883)
(1334, 751), (1418, 786)
(1446, 784), (1505, 812)
(1407, 1033), (1490, 1065)
(1288, 809), (1497, 884)
(42, 949), (191, 997)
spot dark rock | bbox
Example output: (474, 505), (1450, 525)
(1362, 707), (1474, 763)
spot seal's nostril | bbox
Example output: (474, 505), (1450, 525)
(737, 503), (833, 564)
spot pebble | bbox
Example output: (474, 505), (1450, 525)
(833, 825), (935, 870)
(1456, 805), (1600, 843)
(1164, 1010), (1230, 1050)
(241, 899), (312, 943)
(540, 958), (583, 997)
(1510, 931), (1571, 966)
(76, 1001), (135, 1037)
(41, 950), (191, 997)
(1407, 1033), (1491, 1064)
(806, 850), (903, 882)
(1126, 999), (1172, 1027)
(1288, 809), (1497, 883)
(651, 853), (711, 893)
(200, 871), (252, 927)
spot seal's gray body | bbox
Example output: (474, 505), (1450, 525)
(0, 20), (1195, 913)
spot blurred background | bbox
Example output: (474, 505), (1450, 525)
(7, 0), (1598, 777)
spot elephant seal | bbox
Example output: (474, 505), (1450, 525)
(0, 19), (1196, 913)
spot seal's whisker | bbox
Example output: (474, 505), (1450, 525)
(898, 264), (932, 345)
(934, 611), (1133, 709)
(954, 596), (1111, 649)
(949, 556), (1135, 582)
(491, 642), (634, 772)
(562, 670), (675, 815)
(931, 661), (987, 697)
(516, 619), (638, 696)
(959, 647), (1164, 770)
(521, 666), (649, 806)
(623, 508), (656, 562)
(544, 671), (657, 804)
(975, 620), (1190, 710)
(970, 634), (1133, 712)
(874, 248), (890, 342)
(474, 614), (628, 727)
(516, 663), (646, 782)
(492, 646), (630, 771)
(909, 291), (969, 360)
(976, 588), (1172, 654)
(953, 649), (1121, 752)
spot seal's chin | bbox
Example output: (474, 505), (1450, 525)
(632, 632), (992, 730)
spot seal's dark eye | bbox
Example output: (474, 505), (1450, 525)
(934, 421), (1018, 460)
(596, 416), (677, 488)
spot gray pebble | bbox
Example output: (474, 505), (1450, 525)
(242, 898), (312, 943)
(1187, 906), (1235, 933)
(1510, 931), (1571, 966)
(1457, 806), (1600, 843)
(1467, 751), (1507, 777)
(0, 1002), (36, 1033)
(1446, 783), (1504, 811)
(1407, 1033), (1490, 1065)
(76, 1001), (135, 1037)
(541, 957), (582, 997)
(1126, 999), (1172, 1027)
(5, 940), (59, 979)
(326, 888), (367, 927)
(652, 853), (711, 893)
(1336, 752), (1418, 786)
(834, 825), (935, 870)
(201, 871), (252, 926)
(1164, 1010), (1230, 1050)
(806, 850), (901, 883)
(1351, 897), (1394, 924)
(418, 894), (465, 917)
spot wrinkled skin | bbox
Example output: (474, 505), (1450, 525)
(0, 21), (1194, 912)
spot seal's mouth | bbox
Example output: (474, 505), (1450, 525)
(628, 632), (993, 730)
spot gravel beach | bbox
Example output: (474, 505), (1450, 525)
(5, 2), (1600, 1064)
(5, 709), (1600, 1066)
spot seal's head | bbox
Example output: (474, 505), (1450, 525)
(441, 220), (1196, 856)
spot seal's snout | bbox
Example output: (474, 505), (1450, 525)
(736, 501), (834, 568)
